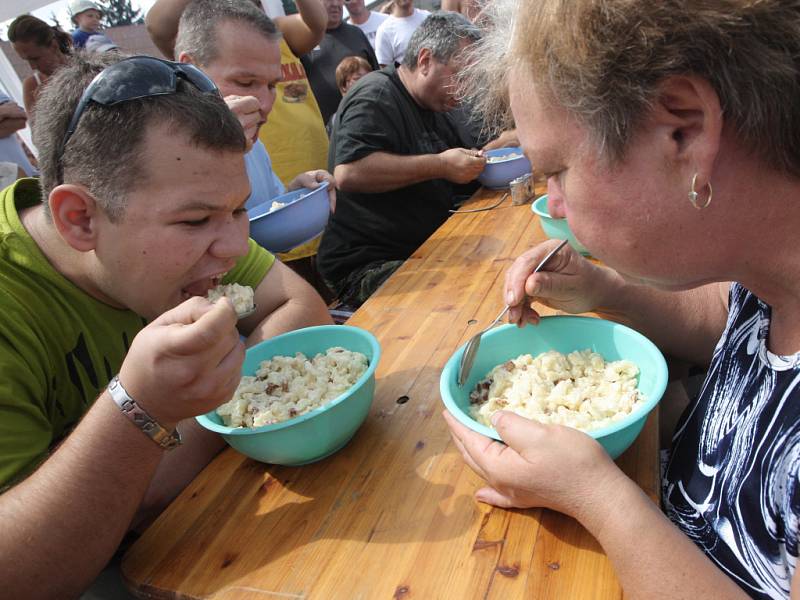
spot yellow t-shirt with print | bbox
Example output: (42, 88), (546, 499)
(0, 179), (274, 489)
(259, 38), (329, 262)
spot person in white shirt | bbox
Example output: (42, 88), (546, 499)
(374, 0), (429, 67)
(344, 0), (388, 49)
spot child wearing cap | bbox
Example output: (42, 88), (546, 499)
(69, 0), (107, 49)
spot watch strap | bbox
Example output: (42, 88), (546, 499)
(107, 375), (182, 450)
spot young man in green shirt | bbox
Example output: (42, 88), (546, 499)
(0, 51), (331, 597)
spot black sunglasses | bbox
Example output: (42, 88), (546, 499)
(58, 56), (219, 180)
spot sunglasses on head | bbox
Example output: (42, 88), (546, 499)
(58, 55), (219, 182)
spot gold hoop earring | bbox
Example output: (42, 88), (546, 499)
(688, 173), (712, 209)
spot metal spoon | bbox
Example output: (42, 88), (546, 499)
(448, 193), (508, 214)
(457, 239), (569, 387)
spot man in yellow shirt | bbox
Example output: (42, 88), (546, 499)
(147, 0), (335, 298)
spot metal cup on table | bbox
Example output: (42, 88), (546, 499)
(509, 172), (535, 206)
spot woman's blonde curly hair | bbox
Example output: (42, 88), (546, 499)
(460, 0), (800, 176)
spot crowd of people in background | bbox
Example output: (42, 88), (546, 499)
(0, 0), (485, 310)
(2, 0), (488, 310)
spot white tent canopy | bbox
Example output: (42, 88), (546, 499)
(0, 0), (55, 23)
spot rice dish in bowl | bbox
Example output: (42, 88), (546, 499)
(196, 324), (381, 465)
(248, 182), (330, 253)
(469, 349), (643, 432)
(217, 347), (369, 427)
(440, 316), (668, 458)
(478, 146), (532, 189)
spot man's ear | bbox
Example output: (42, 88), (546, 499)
(48, 184), (102, 252)
(652, 74), (723, 188)
(177, 51), (193, 65)
(417, 47), (433, 76)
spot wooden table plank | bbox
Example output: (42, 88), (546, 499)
(122, 187), (660, 599)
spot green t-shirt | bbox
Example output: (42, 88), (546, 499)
(0, 179), (275, 488)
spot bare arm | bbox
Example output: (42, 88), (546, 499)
(145, 0), (192, 58)
(147, 0), (326, 59)
(440, 0), (461, 12)
(134, 418), (225, 530)
(22, 77), (38, 119)
(0, 299), (244, 598)
(0, 394), (165, 599)
(584, 466), (748, 599)
(273, 0), (327, 57)
(0, 102), (27, 138)
(481, 129), (519, 151)
(334, 148), (485, 194)
(0, 118), (26, 139)
(240, 259), (332, 346)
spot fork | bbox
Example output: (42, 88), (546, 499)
(457, 239), (569, 387)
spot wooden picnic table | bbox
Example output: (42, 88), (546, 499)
(121, 185), (662, 599)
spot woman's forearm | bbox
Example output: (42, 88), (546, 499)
(581, 473), (748, 600)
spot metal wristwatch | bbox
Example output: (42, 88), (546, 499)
(107, 375), (182, 450)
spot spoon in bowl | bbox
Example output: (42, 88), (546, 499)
(457, 239), (569, 387)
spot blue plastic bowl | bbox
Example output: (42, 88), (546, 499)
(478, 147), (533, 189)
(248, 182), (330, 253)
(532, 194), (591, 256)
(197, 325), (381, 466)
(440, 316), (668, 459)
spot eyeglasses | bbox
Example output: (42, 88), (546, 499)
(58, 56), (219, 181)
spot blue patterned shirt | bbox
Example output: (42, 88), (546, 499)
(664, 283), (800, 599)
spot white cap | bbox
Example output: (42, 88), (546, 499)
(85, 33), (118, 53)
(69, 0), (103, 17)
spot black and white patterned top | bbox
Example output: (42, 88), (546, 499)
(663, 283), (800, 599)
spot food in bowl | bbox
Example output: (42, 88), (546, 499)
(206, 283), (255, 316)
(439, 316), (669, 458)
(248, 182), (330, 254)
(217, 347), (369, 427)
(486, 152), (523, 163)
(478, 147), (533, 189)
(469, 349), (642, 432)
(197, 325), (380, 465)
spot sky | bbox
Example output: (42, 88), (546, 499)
(0, 0), (156, 40)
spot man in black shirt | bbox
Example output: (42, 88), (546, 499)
(301, 0), (379, 123)
(318, 11), (484, 307)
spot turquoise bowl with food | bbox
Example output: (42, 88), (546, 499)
(197, 324), (381, 466)
(247, 182), (330, 254)
(478, 147), (533, 189)
(532, 194), (591, 256)
(440, 316), (668, 459)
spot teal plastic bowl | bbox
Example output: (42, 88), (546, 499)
(440, 316), (668, 459)
(478, 147), (533, 189)
(532, 194), (590, 256)
(197, 325), (381, 466)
